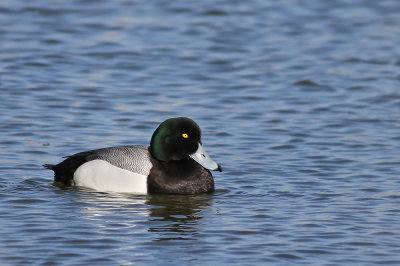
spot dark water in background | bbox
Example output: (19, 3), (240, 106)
(1, 0), (400, 264)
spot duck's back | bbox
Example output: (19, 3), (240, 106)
(45, 145), (152, 190)
(82, 145), (152, 175)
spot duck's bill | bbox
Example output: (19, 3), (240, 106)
(190, 144), (222, 172)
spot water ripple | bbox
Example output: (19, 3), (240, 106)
(1, 0), (400, 264)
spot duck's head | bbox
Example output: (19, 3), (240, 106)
(150, 117), (222, 172)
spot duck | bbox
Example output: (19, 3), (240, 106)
(43, 117), (222, 194)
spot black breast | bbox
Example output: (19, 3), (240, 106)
(147, 157), (214, 194)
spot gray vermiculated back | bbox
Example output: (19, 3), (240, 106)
(86, 145), (152, 176)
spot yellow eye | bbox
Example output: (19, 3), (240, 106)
(182, 133), (189, 139)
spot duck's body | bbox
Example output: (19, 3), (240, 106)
(44, 117), (221, 194)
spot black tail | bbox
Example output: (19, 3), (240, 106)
(43, 155), (88, 186)
(43, 164), (55, 170)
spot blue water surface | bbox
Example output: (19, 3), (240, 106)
(1, 0), (400, 265)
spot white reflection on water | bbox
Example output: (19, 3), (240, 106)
(74, 188), (215, 242)
(76, 188), (150, 221)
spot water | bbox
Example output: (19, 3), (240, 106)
(1, 0), (400, 264)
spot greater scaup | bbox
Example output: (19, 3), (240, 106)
(43, 117), (222, 194)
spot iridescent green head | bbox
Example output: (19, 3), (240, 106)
(150, 117), (221, 171)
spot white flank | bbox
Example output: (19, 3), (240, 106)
(74, 159), (148, 194)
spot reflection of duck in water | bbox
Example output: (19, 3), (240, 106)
(146, 194), (213, 240)
(77, 191), (150, 220)
(44, 117), (222, 194)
